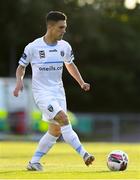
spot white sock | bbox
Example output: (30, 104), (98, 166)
(31, 132), (58, 163)
(61, 124), (87, 157)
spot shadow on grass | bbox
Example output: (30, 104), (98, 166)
(0, 170), (28, 174)
(0, 169), (110, 174)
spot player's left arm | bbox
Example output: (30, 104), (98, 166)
(65, 62), (90, 91)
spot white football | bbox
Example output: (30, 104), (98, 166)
(107, 150), (128, 171)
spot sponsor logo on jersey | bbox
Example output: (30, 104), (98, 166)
(49, 49), (57, 52)
(39, 66), (63, 71)
(39, 50), (45, 58)
(47, 105), (53, 112)
(22, 53), (27, 60)
(60, 51), (65, 57)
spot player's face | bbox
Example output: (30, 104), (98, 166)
(51, 20), (67, 40)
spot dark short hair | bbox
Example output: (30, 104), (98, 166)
(46, 11), (67, 24)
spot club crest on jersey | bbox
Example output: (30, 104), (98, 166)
(39, 50), (45, 58)
(60, 51), (65, 57)
(47, 105), (54, 112)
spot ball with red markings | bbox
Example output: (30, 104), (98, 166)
(107, 150), (128, 171)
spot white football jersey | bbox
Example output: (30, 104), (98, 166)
(19, 37), (74, 99)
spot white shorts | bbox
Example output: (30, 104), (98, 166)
(34, 94), (67, 123)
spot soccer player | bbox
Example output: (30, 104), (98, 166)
(13, 11), (95, 171)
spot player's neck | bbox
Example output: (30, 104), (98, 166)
(43, 34), (57, 46)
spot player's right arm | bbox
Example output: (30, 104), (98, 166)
(13, 43), (31, 97)
(13, 65), (26, 97)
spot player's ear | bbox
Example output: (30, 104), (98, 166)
(47, 24), (52, 30)
(47, 21), (56, 29)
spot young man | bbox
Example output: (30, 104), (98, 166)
(13, 11), (95, 171)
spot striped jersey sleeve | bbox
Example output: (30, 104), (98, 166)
(64, 43), (74, 64)
(19, 43), (32, 67)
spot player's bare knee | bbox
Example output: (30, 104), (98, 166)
(54, 111), (69, 126)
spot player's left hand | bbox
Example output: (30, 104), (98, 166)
(81, 83), (90, 91)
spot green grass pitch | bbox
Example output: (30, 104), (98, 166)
(0, 141), (140, 179)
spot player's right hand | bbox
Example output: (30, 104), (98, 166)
(13, 80), (24, 97)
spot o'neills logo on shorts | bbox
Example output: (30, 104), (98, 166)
(39, 66), (63, 71)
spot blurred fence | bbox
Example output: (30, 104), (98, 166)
(0, 78), (140, 142)
(74, 113), (140, 142)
